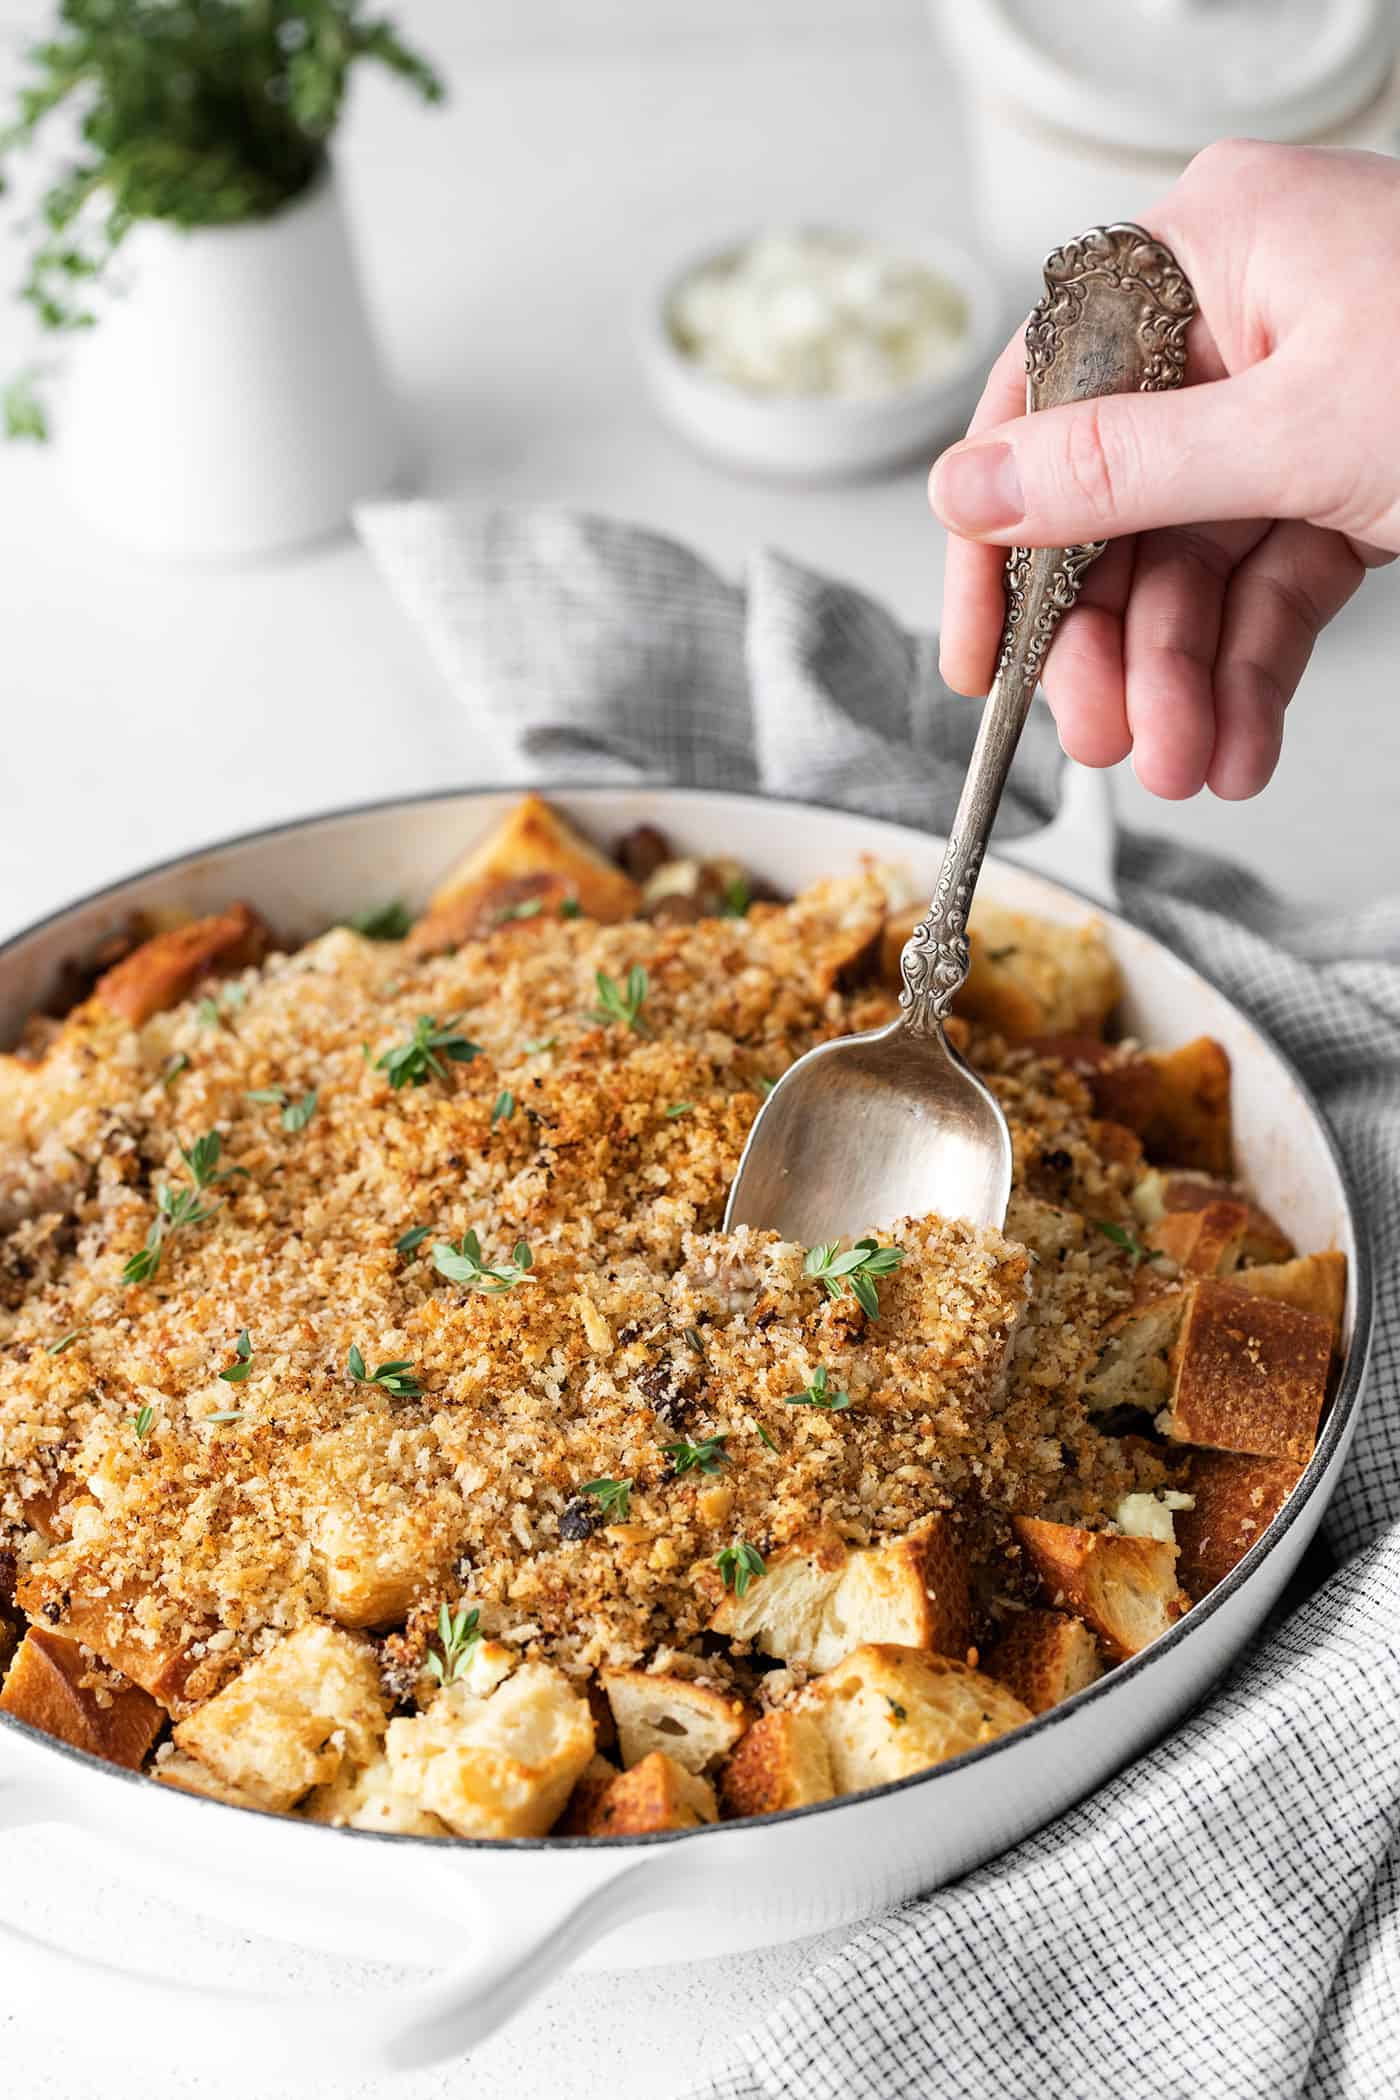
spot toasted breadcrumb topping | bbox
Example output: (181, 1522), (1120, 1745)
(0, 876), (1165, 1698)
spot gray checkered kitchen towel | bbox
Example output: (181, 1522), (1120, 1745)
(358, 504), (1400, 2100)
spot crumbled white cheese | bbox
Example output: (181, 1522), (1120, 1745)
(669, 231), (969, 398)
(1115, 1489), (1196, 1544)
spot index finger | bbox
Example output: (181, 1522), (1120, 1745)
(934, 329), (1028, 696)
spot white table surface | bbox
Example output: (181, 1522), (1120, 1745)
(2, 19), (1397, 2100)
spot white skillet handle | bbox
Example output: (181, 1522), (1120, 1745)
(0, 1778), (714, 2074)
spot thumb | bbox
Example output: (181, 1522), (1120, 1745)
(929, 366), (1309, 545)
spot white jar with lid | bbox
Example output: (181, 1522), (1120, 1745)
(935, 0), (1400, 292)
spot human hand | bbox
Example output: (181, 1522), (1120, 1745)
(929, 141), (1399, 800)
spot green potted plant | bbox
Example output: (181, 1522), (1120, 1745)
(0, 0), (443, 557)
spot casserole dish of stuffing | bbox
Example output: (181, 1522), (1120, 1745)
(0, 788), (1370, 2073)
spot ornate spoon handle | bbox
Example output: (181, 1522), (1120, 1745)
(899, 223), (1196, 1032)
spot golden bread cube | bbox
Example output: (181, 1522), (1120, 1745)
(938, 904), (1121, 1041)
(804, 1645), (1032, 1793)
(1228, 1252), (1346, 1352)
(1013, 1518), (1187, 1661)
(304, 1753), (451, 1836)
(560, 1750), (717, 1836)
(1162, 1279), (1331, 1463)
(0, 1627), (163, 1771)
(407, 795), (641, 956)
(1144, 1200), (1251, 1277)
(385, 1662), (594, 1839)
(93, 903), (269, 1024)
(1172, 1450), (1305, 1601)
(983, 1608), (1103, 1715)
(600, 1669), (749, 1775)
(710, 1515), (970, 1670)
(718, 1709), (835, 1820)
(156, 1750), (263, 1810)
(1132, 1168), (1293, 1264)
(1081, 1285), (1187, 1414)
(172, 1621), (387, 1813)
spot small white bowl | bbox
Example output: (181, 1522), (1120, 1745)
(639, 227), (1004, 483)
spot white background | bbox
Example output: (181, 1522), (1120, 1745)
(1, 5), (1397, 2097)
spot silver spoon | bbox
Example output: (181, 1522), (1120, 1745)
(725, 224), (1196, 1243)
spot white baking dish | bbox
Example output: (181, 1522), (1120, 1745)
(0, 787), (1371, 2077)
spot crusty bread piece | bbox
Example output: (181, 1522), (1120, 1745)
(983, 1609), (1103, 1716)
(304, 1753), (451, 1836)
(710, 1515), (971, 1670)
(23, 1578), (210, 1716)
(1144, 1200), (1251, 1277)
(600, 1669), (749, 1775)
(718, 1709), (835, 1820)
(943, 904), (1121, 1041)
(385, 1662), (594, 1839)
(0, 1628), (163, 1770)
(93, 903), (269, 1025)
(803, 1645), (1032, 1793)
(172, 1621), (387, 1813)
(1080, 1284), (1186, 1414)
(1161, 1279), (1331, 1463)
(1032, 1038), (1233, 1175)
(560, 1750), (718, 1836)
(1140, 1040), (1234, 1176)
(1030, 1036), (1163, 1132)
(1228, 1252), (1346, 1353)
(156, 1749), (263, 1810)
(310, 1503), (424, 1631)
(1132, 1168), (1294, 1264)
(1013, 1518), (1188, 1661)
(406, 795), (641, 957)
(1172, 1450), (1305, 1600)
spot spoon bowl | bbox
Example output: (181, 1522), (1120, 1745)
(725, 1017), (1011, 1241)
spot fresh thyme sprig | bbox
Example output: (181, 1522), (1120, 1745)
(716, 1540), (765, 1597)
(803, 1236), (905, 1319)
(345, 901), (412, 941)
(427, 1602), (481, 1687)
(784, 1365), (851, 1412)
(376, 1015), (481, 1089)
(218, 1330), (253, 1384)
(1094, 1219), (1166, 1271)
(45, 1328), (86, 1356)
(246, 1086), (318, 1132)
(122, 1131), (239, 1285)
(132, 1404), (156, 1442)
(347, 1346), (423, 1398)
(581, 1477), (633, 1522)
(590, 966), (649, 1033)
(664, 1434), (729, 1478)
(396, 1225), (431, 1259)
(491, 1089), (515, 1128)
(431, 1231), (533, 1294)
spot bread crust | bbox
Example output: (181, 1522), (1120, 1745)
(1162, 1279), (1332, 1463)
(93, 903), (269, 1024)
(1013, 1518), (1187, 1661)
(983, 1608), (1102, 1715)
(0, 1627), (162, 1770)
(1173, 1450), (1304, 1600)
(407, 795), (641, 956)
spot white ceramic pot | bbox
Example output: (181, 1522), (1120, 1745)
(935, 0), (1400, 292)
(0, 786), (1372, 2077)
(56, 165), (399, 560)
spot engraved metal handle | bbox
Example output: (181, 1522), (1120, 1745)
(899, 223), (1196, 1031)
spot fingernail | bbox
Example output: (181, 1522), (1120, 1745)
(931, 442), (1024, 533)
